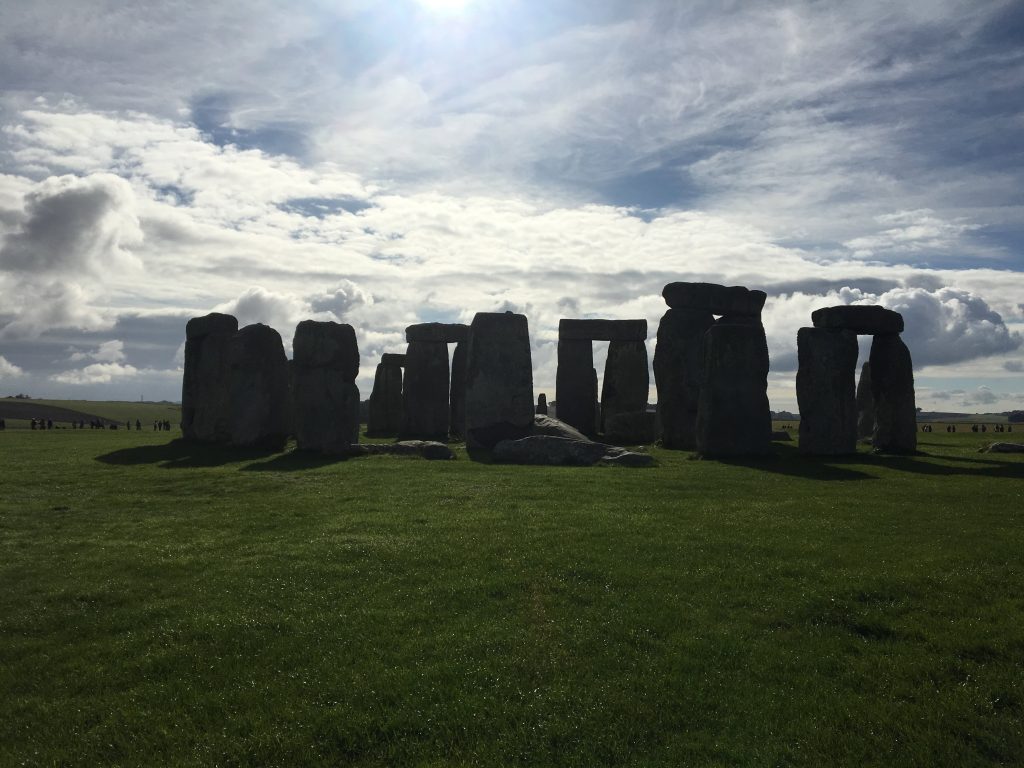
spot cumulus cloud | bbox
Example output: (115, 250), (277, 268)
(50, 361), (139, 385)
(0, 355), (25, 378)
(69, 339), (125, 363)
(308, 279), (372, 318)
(0, 173), (142, 275)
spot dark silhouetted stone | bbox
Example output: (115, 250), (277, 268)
(449, 341), (467, 438)
(381, 353), (406, 366)
(345, 440), (454, 460)
(556, 339), (597, 437)
(662, 282), (766, 316)
(367, 361), (403, 437)
(292, 321), (360, 452)
(811, 305), (904, 335)
(856, 361), (874, 439)
(604, 411), (657, 445)
(869, 334), (917, 454)
(558, 319), (647, 341)
(402, 341), (450, 441)
(600, 340), (649, 437)
(464, 312), (534, 458)
(182, 312), (238, 443)
(406, 322), (469, 343)
(227, 323), (290, 450)
(984, 442), (1024, 453)
(653, 307), (714, 449)
(796, 327), (858, 455)
(695, 323), (772, 457)
(536, 393), (548, 415)
(771, 430), (793, 441)
(492, 435), (654, 467)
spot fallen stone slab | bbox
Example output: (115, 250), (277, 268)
(345, 440), (455, 460)
(558, 319), (648, 341)
(662, 283), (767, 316)
(406, 323), (469, 343)
(811, 305), (904, 335)
(492, 435), (654, 467)
(532, 414), (589, 441)
(982, 442), (1024, 453)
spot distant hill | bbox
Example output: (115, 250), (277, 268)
(0, 398), (181, 427)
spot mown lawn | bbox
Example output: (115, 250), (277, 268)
(1, 428), (1022, 766)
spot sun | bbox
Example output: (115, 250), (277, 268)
(414, 0), (474, 13)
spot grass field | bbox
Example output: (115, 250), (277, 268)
(1, 426), (1022, 766)
(0, 398), (182, 429)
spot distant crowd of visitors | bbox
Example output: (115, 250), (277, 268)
(18, 418), (176, 431)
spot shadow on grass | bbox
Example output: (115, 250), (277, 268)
(96, 439), (280, 469)
(241, 450), (351, 472)
(713, 451), (875, 481)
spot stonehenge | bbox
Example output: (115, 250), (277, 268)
(797, 305), (916, 455)
(555, 318), (649, 442)
(655, 282), (771, 455)
(178, 285), (921, 466)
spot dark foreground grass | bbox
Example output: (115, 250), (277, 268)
(1, 429), (1022, 767)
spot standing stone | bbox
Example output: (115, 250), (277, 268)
(227, 323), (290, 450)
(869, 334), (917, 454)
(181, 312), (238, 443)
(695, 322), (772, 457)
(856, 362), (874, 439)
(464, 312), (534, 459)
(556, 339), (597, 437)
(449, 341), (467, 438)
(600, 340), (649, 435)
(536, 393), (548, 415)
(796, 327), (858, 455)
(653, 307), (714, 449)
(402, 341), (450, 441)
(367, 358), (404, 437)
(291, 320), (360, 452)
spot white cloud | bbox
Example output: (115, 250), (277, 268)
(50, 361), (139, 385)
(69, 339), (125, 363)
(0, 355), (25, 378)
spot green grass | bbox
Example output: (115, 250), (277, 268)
(1, 428), (1022, 766)
(0, 398), (181, 429)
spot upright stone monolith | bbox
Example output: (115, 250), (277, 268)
(695, 322), (772, 457)
(182, 312), (238, 443)
(856, 361), (874, 439)
(870, 334), (917, 454)
(796, 327), (858, 455)
(292, 320), (360, 452)
(464, 312), (534, 459)
(536, 393), (548, 415)
(601, 340), (649, 438)
(402, 341), (450, 441)
(653, 307), (714, 449)
(367, 353), (405, 437)
(556, 339), (597, 437)
(227, 323), (290, 450)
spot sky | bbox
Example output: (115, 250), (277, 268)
(0, 0), (1022, 412)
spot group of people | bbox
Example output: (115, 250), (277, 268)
(17, 417), (177, 431)
(971, 423), (1012, 433)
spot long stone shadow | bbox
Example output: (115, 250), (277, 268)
(711, 449), (875, 482)
(874, 453), (1024, 480)
(241, 450), (351, 472)
(96, 439), (279, 469)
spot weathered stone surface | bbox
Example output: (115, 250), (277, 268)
(558, 319), (648, 342)
(604, 411), (657, 445)
(533, 414), (589, 442)
(600, 341), (649, 435)
(555, 339), (597, 437)
(381, 353), (406, 366)
(464, 312), (534, 458)
(870, 334), (917, 454)
(984, 442), (1024, 453)
(449, 341), (467, 438)
(662, 282), (767, 316)
(811, 305), (904, 335)
(695, 323), (772, 457)
(856, 362), (874, 439)
(536, 393), (548, 415)
(402, 341), (450, 441)
(367, 362), (403, 436)
(796, 327), (859, 455)
(292, 320), (359, 379)
(406, 322), (469, 343)
(654, 307), (714, 449)
(186, 312), (238, 340)
(492, 435), (654, 467)
(346, 440), (454, 460)
(182, 312), (238, 442)
(227, 323), (290, 450)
